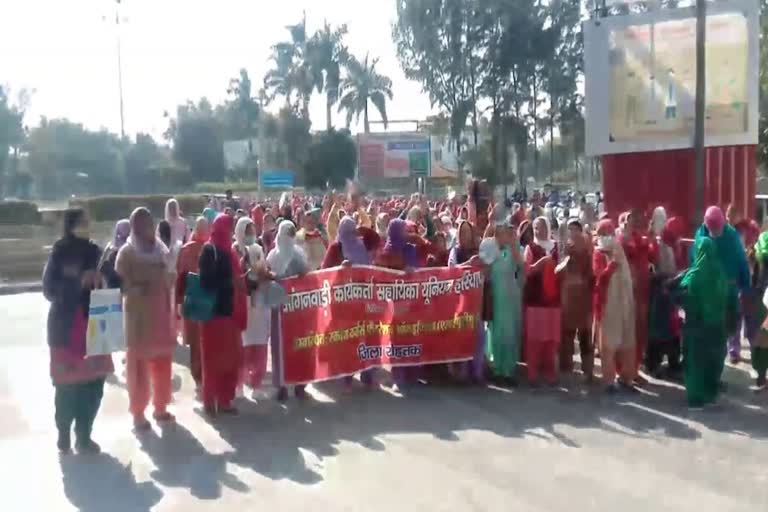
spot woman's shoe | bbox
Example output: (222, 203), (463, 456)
(75, 438), (101, 454)
(57, 431), (71, 454)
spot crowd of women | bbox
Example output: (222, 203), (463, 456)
(43, 183), (768, 455)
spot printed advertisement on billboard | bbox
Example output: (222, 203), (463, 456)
(357, 133), (431, 179)
(584, 0), (759, 156)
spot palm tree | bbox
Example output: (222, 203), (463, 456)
(338, 54), (393, 133)
(227, 68), (260, 137)
(308, 21), (349, 131)
(263, 16), (314, 120)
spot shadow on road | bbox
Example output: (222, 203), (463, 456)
(60, 452), (163, 512)
(136, 422), (248, 500)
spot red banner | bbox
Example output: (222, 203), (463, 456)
(278, 265), (484, 385)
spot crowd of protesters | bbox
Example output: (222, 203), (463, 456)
(43, 182), (767, 454)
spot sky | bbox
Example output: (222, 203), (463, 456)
(0, 0), (435, 140)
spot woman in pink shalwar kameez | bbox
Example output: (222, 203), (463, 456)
(116, 207), (176, 430)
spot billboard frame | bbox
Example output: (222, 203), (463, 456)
(584, 0), (759, 156)
(356, 132), (433, 180)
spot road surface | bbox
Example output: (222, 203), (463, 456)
(1, 293), (767, 511)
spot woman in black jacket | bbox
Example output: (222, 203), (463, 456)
(43, 209), (114, 454)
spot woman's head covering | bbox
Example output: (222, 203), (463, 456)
(595, 219), (615, 237)
(384, 218), (417, 267)
(234, 217), (254, 248)
(128, 207), (167, 260)
(651, 206), (667, 236)
(533, 216), (555, 254)
(375, 212), (389, 236)
(63, 208), (87, 238)
(190, 216), (209, 243)
(682, 236), (727, 320)
(165, 198), (180, 221)
(267, 220), (305, 276)
(661, 216), (686, 247)
(112, 219), (131, 249)
(337, 216), (370, 265)
(704, 206), (726, 233)
(735, 219), (760, 248)
(202, 207), (217, 224)
(210, 213), (235, 251)
(250, 206), (264, 235)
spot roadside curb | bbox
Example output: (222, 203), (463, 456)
(0, 282), (43, 296)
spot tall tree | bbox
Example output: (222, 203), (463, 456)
(308, 21), (349, 131)
(264, 16), (314, 120)
(25, 118), (123, 198)
(166, 98), (226, 183)
(0, 86), (28, 197)
(226, 69), (260, 139)
(304, 129), (357, 188)
(393, 0), (489, 156)
(337, 53), (393, 133)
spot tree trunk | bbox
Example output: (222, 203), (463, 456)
(532, 76), (539, 181)
(549, 112), (555, 175)
(326, 93), (333, 131)
(364, 102), (370, 134)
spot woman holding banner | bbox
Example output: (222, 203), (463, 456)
(375, 218), (422, 391)
(448, 221), (484, 383)
(267, 220), (310, 401)
(116, 208), (176, 430)
(523, 216), (560, 386)
(322, 216), (380, 390)
(44, 209), (113, 454)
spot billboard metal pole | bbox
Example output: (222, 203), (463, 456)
(693, 0), (707, 228)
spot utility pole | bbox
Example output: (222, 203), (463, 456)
(693, 0), (707, 227)
(116, 0), (126, 140)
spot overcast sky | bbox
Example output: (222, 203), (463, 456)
(0, 0), (435, 140)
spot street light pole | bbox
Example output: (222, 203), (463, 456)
(116, 6), (125, 140)
(693, 0), (707, 228)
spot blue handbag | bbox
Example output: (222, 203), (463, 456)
(183, 272), (216, 322)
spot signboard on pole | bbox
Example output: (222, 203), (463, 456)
(260, 170), (295, 189)
(357, 133), (432, 179)
(584, 0), (759, 156)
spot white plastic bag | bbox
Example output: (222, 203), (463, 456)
(86, 289), (126, 356)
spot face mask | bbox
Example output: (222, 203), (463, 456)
(244, 235), (256, 246)
(72, 227), (90, 240)
(598, 235), (614, 250)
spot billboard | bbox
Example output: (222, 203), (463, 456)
(584, 0), (759, 156)
(357, 133), (431, 179)
(260, 170), (294, 189)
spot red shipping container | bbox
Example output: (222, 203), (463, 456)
(602, 145), (756, 232)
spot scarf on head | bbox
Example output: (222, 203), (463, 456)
(383, 218), (417, 268)
(338, 216), (370, 265)
(267, 220), (306, 277)
(651, 206), (667, 237)
(533, 216), (555, 255)
(661, 216), (685, 247)
(112, 219), (131, 249)
(452, 221), (477, 264)
(210, 213), (235, 252)
(234, 217), (254, 249)
(682, 236), (728, 321)
(165, 198), (180, 221)
(190, 216), (209, 244)
(202, 207), (217, 224)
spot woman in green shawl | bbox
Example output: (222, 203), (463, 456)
(680, 237), (731, 407)
(481, 223), (525, 383)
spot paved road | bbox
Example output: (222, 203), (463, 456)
(2, 293), (767, 512)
